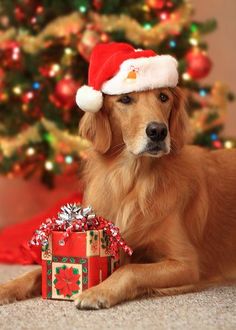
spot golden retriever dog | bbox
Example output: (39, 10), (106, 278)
(0, 87), (236, 309)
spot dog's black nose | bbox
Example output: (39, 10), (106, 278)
(146, 122), (168, 142)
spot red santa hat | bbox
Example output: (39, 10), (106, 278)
(76, 42), (178, 113)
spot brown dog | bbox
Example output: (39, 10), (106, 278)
(1, 87), (236, 309)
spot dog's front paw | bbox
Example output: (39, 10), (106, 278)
(74, 286), (113, 310)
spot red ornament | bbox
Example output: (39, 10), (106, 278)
(93, 0), (103, 10)
(186, 50), (212, 80)
(0, 68), (4, 89)
(52, 78), (79, 110)
(14, 7), (25, 21)
(0, 40), (22, 69)
(21, 91), (34, 104)
(77, 29), (101, 62)
(146, 0), (166, 10)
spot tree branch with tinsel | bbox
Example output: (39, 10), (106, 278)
(0, 3), (193, 53)
(0, 117), (90, 158)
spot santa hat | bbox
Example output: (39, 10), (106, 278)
(76, 42), (178, 113)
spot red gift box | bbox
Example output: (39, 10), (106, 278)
(42, 230), (120, 300)
(30, 203), (132, 301)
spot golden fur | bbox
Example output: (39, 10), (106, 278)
(1, 87), (236, 309)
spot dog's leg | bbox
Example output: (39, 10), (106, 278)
(0, 267), (41, 305)
(74, 260), (199, 309)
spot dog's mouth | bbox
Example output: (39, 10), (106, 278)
(142, 141), (169, 156)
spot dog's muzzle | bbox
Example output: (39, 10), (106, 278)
(145, 122), (168, 155)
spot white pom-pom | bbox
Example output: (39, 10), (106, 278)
(76, 85), (103, 113)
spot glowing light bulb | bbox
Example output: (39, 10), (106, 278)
(143, 22), (152, 30)
(199, 89), (207, 97)
(211, 133), (218, 141)
(26, 147), (35, 156)
(182, 73), (191, 81)
(160, 12), (168, 20)
(32, 82), (40, 90)
(224, 140), (233, 149)
(169, 40), (176, 48)
(79, 5), (87, 13)
(26, 91), (34, 99)
(13, 86), (22, 95)
(45, 161), (54, 171)
(64, 48), (73, 55)
(52, 64), (60, 72)
(189, 38), (198, 46)
(65, 155), (73, 164)
(213, 140), (222, 149)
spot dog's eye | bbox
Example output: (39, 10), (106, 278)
(159, 93), (169, 103)
(118, 95), (132, 104)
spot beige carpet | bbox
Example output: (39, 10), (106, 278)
(0, 265), (236, 330)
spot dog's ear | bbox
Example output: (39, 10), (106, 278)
(79, 109), (112, 154)
(169, 87), (189, 153)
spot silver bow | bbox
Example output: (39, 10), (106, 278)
(57, 203), (95, 223)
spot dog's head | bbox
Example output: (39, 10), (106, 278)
(79, 87), (189, 158)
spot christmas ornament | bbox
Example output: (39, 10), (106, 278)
(0, 40), (22, 69)
(146, 0), (166, 10)
(93, 0), (103, 10)
(14, 6), (25, 22)
(21, 91), (34, 104)
(52, 77), (79, 110)
(77, 28), (101, 62)
(0, 68), (4, 89)
(186, 49), (212, 79)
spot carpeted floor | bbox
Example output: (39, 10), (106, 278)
(0, 265), (236, 330)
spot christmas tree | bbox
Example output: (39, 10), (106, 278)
(0, 0), (234, 187)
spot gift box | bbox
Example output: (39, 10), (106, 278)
(30, 203), (132, 301)
(41, 230), (119, 300)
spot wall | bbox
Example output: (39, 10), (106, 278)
(192, 0), (236, 136)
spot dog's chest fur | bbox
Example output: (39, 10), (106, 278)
(83, 151), (179, 257)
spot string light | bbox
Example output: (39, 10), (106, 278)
(26, 91), (34, 100)
(30, 17), (37, 24)
(65, 155), (73, 164)
(49, 63), (60, 77)
(213, 140), (222, 149)
(56, 154), (64, 163)
(64, 48), (73, 55)
(32, 82), (40, 90)
(43, 132), (55, 144)
(0, 92), (8, 102)
(142, 4), (149, 12)
(12, 47), (20, 60)
(169, 40), (176, 48)
(26, 147), (35, 156)
(36, 6), (44, 14)
(160, 12), (168, 21)
(143, 22), (152, 30)
(22, 104), (28, 112)
(199, 89), (207, 97)
(189, 37), (198, 46)
(182, 72), (191, 81)
(45, 160), (54, 171)
(210, 133), (218, 141)
(224, 140), (234, 149)
(79, 6), (87, 13)
(190, 23), (198, 33)
(13, 86), (22, 95)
